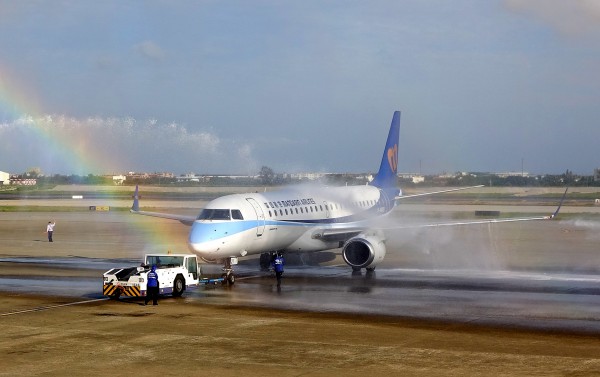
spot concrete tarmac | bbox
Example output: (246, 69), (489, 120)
(1, 193), (600, 376)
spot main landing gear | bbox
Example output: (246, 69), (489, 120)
(351, 266), (376, 277)
(260, 252), (276, 271)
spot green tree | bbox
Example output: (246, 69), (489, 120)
(259, 166), (275, 185)
(25, 167), (42, 177)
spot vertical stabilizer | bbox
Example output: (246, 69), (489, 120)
(371, 111), (400, 189)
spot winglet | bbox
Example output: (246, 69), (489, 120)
(549, 187), (568, 219)
(131, 185), (140, 212)
(371, 111), (400, 189)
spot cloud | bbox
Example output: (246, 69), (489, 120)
(0, 115), (257, 175)
(504, 0), (600, 36)
(134, 40), (166, 61)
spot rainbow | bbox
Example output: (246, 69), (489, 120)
(1, 67), (191, 253)
(0, 67), (113, 175)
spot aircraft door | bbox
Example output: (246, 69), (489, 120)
(246, 198), (266, 237)
(323, 201), (330, 218)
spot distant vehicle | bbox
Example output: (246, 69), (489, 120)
(102, 253), (225, 299)
(131, 111), (566, 282)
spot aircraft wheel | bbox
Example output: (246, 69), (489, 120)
(172, 275), (185, 297)
(259, 253), (271, 270)
(366, 267), (376, 272)
(227, 273), (235, 285)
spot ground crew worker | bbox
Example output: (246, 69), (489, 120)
(46, 220), (56, 242)
(273, 252), (284, 287)
(145, 265), (159, 306)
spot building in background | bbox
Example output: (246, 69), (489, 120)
(0, 171), (9, 185)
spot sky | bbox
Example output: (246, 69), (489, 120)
(1, 0), (599, 176)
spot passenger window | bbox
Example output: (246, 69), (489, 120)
(268, 211), (272, 217)
(285, 209), (288, 215)
(264, 203), (269, 208)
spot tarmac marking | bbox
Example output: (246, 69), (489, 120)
(236, 275), (263, 280)
(0, 297), (110, 317)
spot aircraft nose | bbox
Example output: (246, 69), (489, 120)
(189, 222), (217, 244)
(188, 221), (231, 255)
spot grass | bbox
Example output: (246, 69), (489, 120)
(0, 206), (130, 212)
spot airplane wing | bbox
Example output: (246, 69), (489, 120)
(312, 228), (364, 242)
(395, 185), (484, 200)
(130, 185), (197, 226)
(388, 187), (568, 230)
(315, 188), (568, 239)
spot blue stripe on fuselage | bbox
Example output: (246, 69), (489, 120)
(189, 204), (395, 243)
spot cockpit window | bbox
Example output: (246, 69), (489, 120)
(231, 210), (243, 220)
(197, 209), (231, 220)
(197, 209), (244, 220)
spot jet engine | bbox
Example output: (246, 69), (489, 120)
(342, 234), (386, 270)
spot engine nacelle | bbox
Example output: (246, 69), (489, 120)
(342, 235), (386, 269)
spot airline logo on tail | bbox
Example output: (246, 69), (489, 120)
(387, 144), (398, 173)
(370, 111), (400, 190)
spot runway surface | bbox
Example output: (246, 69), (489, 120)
(2, 253), (600, 333)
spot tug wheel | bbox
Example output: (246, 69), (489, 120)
(173, 275), (185, 297)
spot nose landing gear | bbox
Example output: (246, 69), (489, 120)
(221, 257), (238, 285)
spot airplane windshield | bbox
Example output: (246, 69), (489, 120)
(197, 209), (231, 220)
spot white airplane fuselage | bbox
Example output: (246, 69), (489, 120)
(188, 184), (396, 262)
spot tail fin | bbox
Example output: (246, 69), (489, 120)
(371, 111), (400, 189)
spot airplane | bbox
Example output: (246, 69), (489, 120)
(131, 111), (566, 284)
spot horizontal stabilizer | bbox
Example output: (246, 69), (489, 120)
(130, 185), (197, 226)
